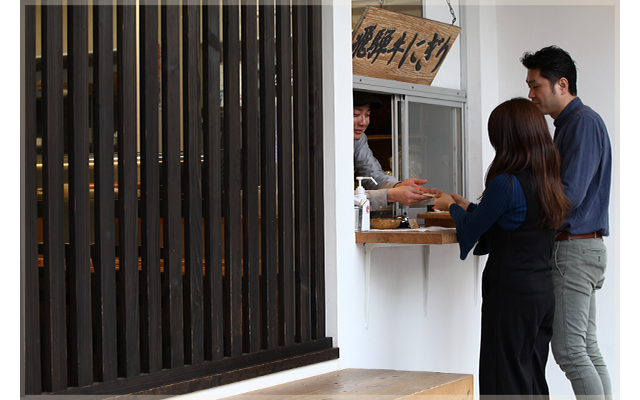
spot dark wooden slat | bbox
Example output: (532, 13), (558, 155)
(307, 4), (326, 341)
(293, 1), (312, 344)
(222, 4), (243, 358)
(92, 3), (118, 383)
(116, 4), (141, 378)
(259, 0), (279, 350)
(67, 4), (94, 387)
(276, 2), (295, 347)
(141, 347), (340, 397)
(57, 338), (337, 396)
(40, 5), (68, 392)
(202, 1), (224, 362)
(241, 1), (261, 355)
(138, 0), (162, 374)
(182, 3), (204, 366)
(23, 5), (42, 395)
(160, 3), (184, 369)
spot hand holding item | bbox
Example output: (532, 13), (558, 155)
(388, 185), (430, 206)
(449, 193), (471, 211)
(424, 187), (443, 196)
(433, 192), (456, 211)
(396, 178), (429, 193)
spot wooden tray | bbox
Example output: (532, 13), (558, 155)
(417, 212), (455, 228)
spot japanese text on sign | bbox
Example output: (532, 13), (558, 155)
(353, 26), (453, 73)
(352, 7), (460, 86)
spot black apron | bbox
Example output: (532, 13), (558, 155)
(479, 171), (556, 400)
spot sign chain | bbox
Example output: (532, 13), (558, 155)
(446, 0), (457, 25)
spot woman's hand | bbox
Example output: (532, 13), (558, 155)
(433, 193), (455, 211)
(450, 193), (471, 211)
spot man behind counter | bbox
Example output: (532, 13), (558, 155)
(353, 91), (441, 211)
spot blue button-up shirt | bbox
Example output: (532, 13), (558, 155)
(553, 97), (612, 236)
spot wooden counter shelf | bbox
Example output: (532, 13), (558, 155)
(356, 228), (457, 244)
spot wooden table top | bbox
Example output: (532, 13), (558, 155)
(355, 228), (458, 245)
(223, 368), (473, 399)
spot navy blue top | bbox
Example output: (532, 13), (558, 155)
(553, 97), (611, 236)
(450, 173), (527, 260)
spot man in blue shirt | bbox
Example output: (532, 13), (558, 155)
(521, 46), (612, 399)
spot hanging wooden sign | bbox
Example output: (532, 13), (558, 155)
(352, 6), (461, 86)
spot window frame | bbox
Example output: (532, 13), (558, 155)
(353, 74), (468, 218)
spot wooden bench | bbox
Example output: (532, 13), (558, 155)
(223, 368), (473, 399)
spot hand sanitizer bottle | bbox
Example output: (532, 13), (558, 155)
(354, 177), (377, 232)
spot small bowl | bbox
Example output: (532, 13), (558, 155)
(370, 218), (401, 229)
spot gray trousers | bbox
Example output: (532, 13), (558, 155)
(551, 236), (612, 399)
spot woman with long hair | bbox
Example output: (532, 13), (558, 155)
(434, 98), (570, 399)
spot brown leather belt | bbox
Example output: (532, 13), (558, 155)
(555, 231), (602, 241)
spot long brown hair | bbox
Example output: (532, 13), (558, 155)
(484, 98), (570, 228)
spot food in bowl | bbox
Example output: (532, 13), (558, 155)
(370, 218), (401, 229)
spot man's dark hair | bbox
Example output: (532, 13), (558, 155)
(520, 45), (577, 96)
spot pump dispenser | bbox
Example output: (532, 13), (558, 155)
(354, 177), (377, 232)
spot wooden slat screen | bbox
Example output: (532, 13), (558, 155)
(92, 3), (118, 384)
(23, 2), (335, 396)
(308, 3), (327, 341)
(276, 1), (295, 349)
(202, 1), (224, 363)
(67, 3), (93, 388)
(222, 3), (243, 360)
(160, 3), (185, 371)
(24, 4), (43, 396)
(182, 2), (205, 367)
(40, 5), (67, 392)
(259, 0), (279, 351)
(116, 3), (141, 379)
(293, 1), (312, 345)
(241, 1), (261, 356)
(138, 0), (162, 375)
